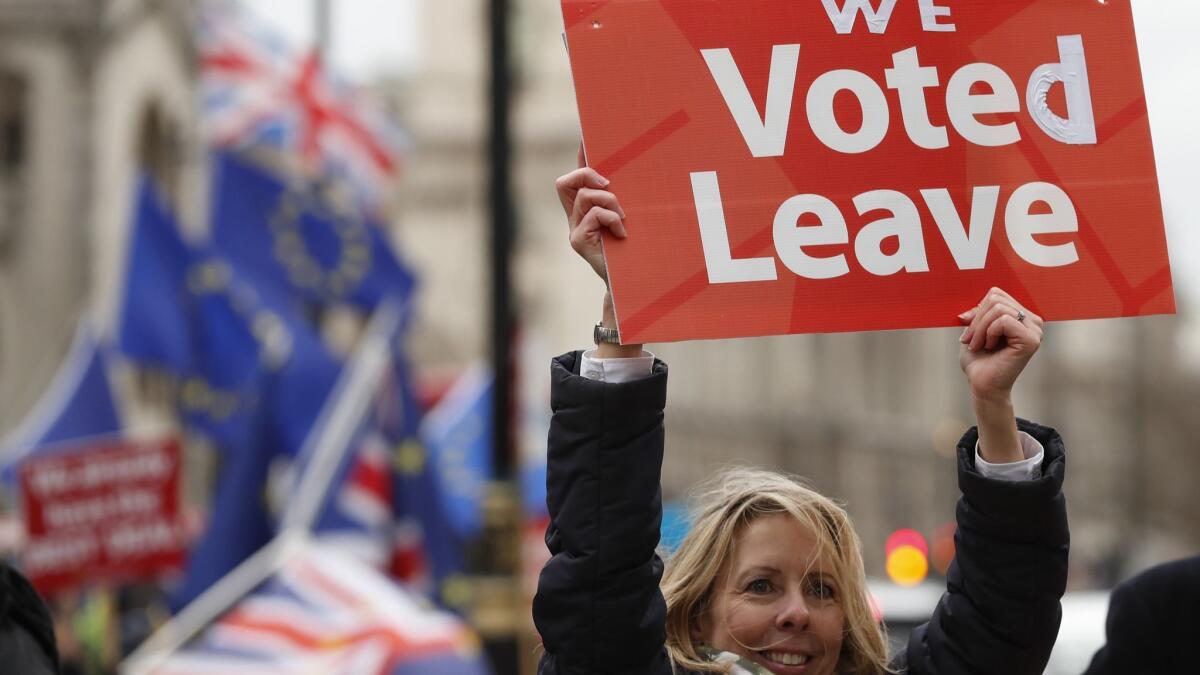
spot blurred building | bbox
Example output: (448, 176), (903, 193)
(396, 0), (1200, 592)
(0, 0), (201, 436)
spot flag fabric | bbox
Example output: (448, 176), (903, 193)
(265, 316), (344, 462)
(0, 321), (122, 478)
(115, 176), (269, 450)
(210, 151), (416, 315)
(116, 174), (338, 454)
(313, 428), (396, 569)
(390, 438), (471, 610)
(114, 176), (342, 609)
(172, 314), (343, 611)
(418, 364), (493, 541)
(149, 543), (489, 675)
(383, 352), (472, 608)
(178, 257), (273, 453)
(288, 307), (406, 571)
(300, 326), (470, 609)
(199, 6), (406, 213)
(117, 178), (194, 374)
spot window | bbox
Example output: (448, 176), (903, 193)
(135, 103), (180, 201)
(0, 70), (27, 251)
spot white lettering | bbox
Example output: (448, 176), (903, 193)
(885, 47), (948, 150)
(696, 182), (1079, 286)
(820, 0), (900, 34)
(691, 172), (778, 284)
(1027, 35), (1097, 145)
(917, 0), (956, 32)
(1005, 182), (1080, 267)
(853, 190), (930, 275)
(946, 63), (1022, 146)
(773, 194), (850, 279)
(105, 519), (182, 559)
(701, 45), (800, 158)
(807, 69), (891, 154)
(22, 535), (99, 574)
(921, 187), (1000, 270)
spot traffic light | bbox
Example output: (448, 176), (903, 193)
(885, 528), (929, 587)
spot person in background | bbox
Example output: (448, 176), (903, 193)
(0, 561), (60, 674)
(1083, 554), (1200, 675)
(533, 157), (1069, 675)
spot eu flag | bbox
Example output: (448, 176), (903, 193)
(116, 176), (293, 452)
(386, 352), (471, 609)
(171, 312), (344, 611)
(419, 364), (493, 541)
(116, 178), (194, 374)
(210, 151), (416, 314)
(178, 258), (273, 452)
(0, 321), (122, 478)
(168, 408), (273, 611)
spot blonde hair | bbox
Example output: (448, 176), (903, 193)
(661, 467), (891, 675)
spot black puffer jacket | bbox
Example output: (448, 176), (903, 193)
(0, 562), (59, 675)
(1082, 554), (1200, 675)
(534, 352), (1069, 675)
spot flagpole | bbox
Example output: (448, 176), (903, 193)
(489, 0), (514, 483)
(119, 532), (305, 675)
(315, 0), (331, 66)
(280, 302), (403, 532)
(486, 1), (523, 673)
(119, 304), (404, 674)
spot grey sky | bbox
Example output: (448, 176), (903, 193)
(238, 0), (423, 80)
(242, 0), (1199, 307)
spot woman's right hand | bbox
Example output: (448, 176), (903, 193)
(555, 145), (627, 284)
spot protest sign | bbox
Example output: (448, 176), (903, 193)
(562, 0), (1174, 343)
(19, 437), (188, 594)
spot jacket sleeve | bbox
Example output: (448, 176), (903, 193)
(900, 419), (1069, 675)
(534, 351), (674, 675)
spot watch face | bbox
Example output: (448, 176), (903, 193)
(594, 324), (620, 345)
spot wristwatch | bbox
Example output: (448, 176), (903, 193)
(593, 322), (621, 345)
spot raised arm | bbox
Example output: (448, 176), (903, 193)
(902, 289), (1068, 675)
(534, 157), (672, 675)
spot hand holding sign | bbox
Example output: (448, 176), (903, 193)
(956, 288), (1044, 463)
(557, 145), (627, 285)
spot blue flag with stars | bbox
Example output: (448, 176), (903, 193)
(0, 321), (122, 480)
(419, 364), (493, 541)
(384, 351), (471, 609)
(117, 178), (194, 374)
(171, 309), (343, 611)
(210, 151), (416, 315)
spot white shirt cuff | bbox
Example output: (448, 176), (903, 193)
(580, 349), (655, 383)
(975, 431), (1044, 482)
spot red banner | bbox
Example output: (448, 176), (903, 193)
(19, 437), (188, 594)
(563, 0), (1174, 343)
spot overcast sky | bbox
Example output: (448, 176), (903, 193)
(241, 0), (1199, 308)
(238, 0), (423, 81)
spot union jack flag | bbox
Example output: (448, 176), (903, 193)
(199, 7), (407, 213)
(306, 346), (467, 607)
(149, 544), (489, 675)
(313, 429), (396, 570)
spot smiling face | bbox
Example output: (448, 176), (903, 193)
(699, 514), (847, 675)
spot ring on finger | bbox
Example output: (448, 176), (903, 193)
(1016, 310), (1026, 323)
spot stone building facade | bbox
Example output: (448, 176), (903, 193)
(0, 0), (200, 438)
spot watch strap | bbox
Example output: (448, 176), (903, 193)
(593, 323), (621, 345)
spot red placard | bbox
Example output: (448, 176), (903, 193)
(563, 0), (1174, 343)
(19, 437), (188, 594)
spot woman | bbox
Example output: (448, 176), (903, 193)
(534, 162), (1068, 675)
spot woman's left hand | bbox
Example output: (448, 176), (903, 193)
(958, 287), (1044, 403)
